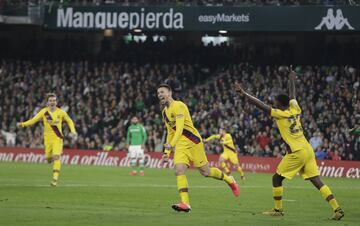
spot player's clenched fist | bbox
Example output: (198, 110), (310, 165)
(161, 154), (169, 164)
(233, 82), (245, 95)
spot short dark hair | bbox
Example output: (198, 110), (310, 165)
(157, 83), (172, 91)
(45, 93), (57, 101)
(276, 94), (290, 108)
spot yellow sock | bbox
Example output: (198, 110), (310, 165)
(220, 162), (230, 175)
(209, 167), (233, 184)
(237, 166), (244, 177)
(319, 185), (340, 211)
(273, 186), (283, 210)
(176, 175), (189, 204)
(53, 159), (61, 180)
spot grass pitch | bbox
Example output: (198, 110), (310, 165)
(0, 162), (359, 226)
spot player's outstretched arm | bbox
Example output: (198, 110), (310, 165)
(63, 111), (77, 139)
(17, 110), (44, 128)
(233, 82), (271, 114)
(204, 134), (220, 143)
(288, 69), (297, 100)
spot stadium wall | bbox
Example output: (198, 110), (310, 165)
(0, 147), (359, 179)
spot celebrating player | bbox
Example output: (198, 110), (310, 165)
(126, 116), (147, 176)
(233, 70), (344, 220)
(204, 128), (245, 180)
(157, 84), (239, 212)
(17, 93), (77, 187)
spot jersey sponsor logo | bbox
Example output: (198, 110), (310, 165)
(44, 111), (64, 139)
(315, 8), (354, 30)
(176, 114), (184, 118)
(163, 111), (175, 127)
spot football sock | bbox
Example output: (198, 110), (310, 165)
(237, 166), (244, 177)
(220, 162), (230, 175)
(53, 159), (61, 180)
(131, 159), (137, 171)
(209, 167), (233, 184)
(139, 158), (144, 171)
(273, 186), (283, 210)
(319, 185), (340, 211)
(177, 175), (189, 204)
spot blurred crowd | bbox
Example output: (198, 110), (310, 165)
(0, 59), (359, 161)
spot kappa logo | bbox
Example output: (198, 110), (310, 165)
(315, 8), (354, 30)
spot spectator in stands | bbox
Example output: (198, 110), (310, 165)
(256, 131), (271, 151)
(315, 146), (327, 160)
(329, 150), (341, 161)
(1, 126), (16, 146)
(310, 131), (323, 150)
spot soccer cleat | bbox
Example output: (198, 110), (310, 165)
(331, 207), (344, 220)
(129, 170), (137, 176)
(139, 171), (144, 176)
(171, 202), (191, 212)
(50, 179), (58, 187)
(262, 209), (284, 216)
(228, 176), (240, 197)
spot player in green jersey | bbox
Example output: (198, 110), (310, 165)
(126, 116), (148, 176)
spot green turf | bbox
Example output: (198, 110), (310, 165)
(0, 162), (359, 226)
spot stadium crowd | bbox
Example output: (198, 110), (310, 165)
(0, 58), (359, 160)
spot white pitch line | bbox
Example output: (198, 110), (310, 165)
(0, 183), (359, 190)
(283, 199), (296, 202)
(0, 184), (253, 188)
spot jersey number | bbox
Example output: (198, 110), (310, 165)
(288, 115), (303, 134)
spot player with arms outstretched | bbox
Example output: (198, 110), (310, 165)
(234, 69), (344, 220)
(17, 93), (77, 186)
(157, 84), (239, 212)
(204, 128), (245, 180)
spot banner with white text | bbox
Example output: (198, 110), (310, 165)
(43, 5), (360, 31)
(1, 147), (360, 179)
